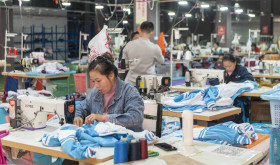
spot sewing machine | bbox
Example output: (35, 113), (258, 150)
(20, 57), (39, 72)
(187, 69), (225, 87)
(136, 75), (171, 100)
(9, 95), (75, 129)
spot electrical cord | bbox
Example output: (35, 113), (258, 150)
(98, 0), (117, 21)
(148, 0), (155, 10)
(111, 0), (134, 31)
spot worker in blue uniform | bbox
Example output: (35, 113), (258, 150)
(223, 54), (254, 83)
(222, 54), (254, 123)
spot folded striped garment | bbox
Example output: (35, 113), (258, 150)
(39, 122), (158, 159)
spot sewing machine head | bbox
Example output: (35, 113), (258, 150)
(20, 57), (39, 72)
(187, 69), (225, 87)
(136, 75), (171, 100)
(9, 95), (75, 129)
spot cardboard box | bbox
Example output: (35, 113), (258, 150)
(251, 101), (271, 121)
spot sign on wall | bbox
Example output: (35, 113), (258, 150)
(218, 26), (225, 36)
(135, 0), (147, 30)
(262, 25), (269, 34)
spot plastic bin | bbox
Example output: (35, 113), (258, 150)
(252, 123), (280, 165)
(73, 73), (94, 94)
(261, 90), (280, 126)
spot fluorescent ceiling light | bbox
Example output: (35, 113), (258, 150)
(62, 2), (71, 6)
(168, 12), (175, 16)
(123, 7), (131, 14)
(201, 4), (209, 8)
(185, 13), (192, 17)
(235, 8), (243, 13)
(95, 5), (104, 9)
(178, 1), (188, 5)
(22, 0), (31, 1)
(248, 13), (256, 17)
(123, 8), (130, 12)
(234, 3), (240, 8)
(220, 6), (228, 11)
(123, 20), (128, 24)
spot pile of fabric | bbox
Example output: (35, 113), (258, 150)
(194, 121), (258, 145)
(35, 62), (69, 74)
(161, 121), (258, 146)
(161, 116), (181, 136)
(162, 81), (258, 112)
(40, 122), (158, 159)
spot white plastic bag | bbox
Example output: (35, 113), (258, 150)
(88, 25), (111, 62)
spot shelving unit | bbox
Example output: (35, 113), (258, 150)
(3, 30), (19, 72)
(21, 25), (67, 61)
(170, 28), (191, 86)
(78, 31), (89, 66)
(19, 25), (96, 62)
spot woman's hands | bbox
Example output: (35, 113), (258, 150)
(85, 114), (106, 124)
(73, 117), (83, 127)
(73, 114), (106, 127)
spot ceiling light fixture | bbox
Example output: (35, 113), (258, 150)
(95, 5), (104, 9)
(22, 0), (31, 2)
(123, 7), (131, 15)
(168, 12), (175, 16)
(220, 6), (228, 11)
(185, 13), (192, 17)
(62, 0), (71, 6)
(123, 20), (128, 24)
(248, 13), (255, 17)
(235, 8), (243, 14)
(234, 3), (240, 8)
(201, 4), (210, 8)
(178, 1), (188, 5)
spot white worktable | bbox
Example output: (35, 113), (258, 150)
(0, 123), (113, 164)
(144, 100), (241, 126)
(170, 84), (273, 97)
(100, 136), (265, 165)
(0, 123), (265, 165)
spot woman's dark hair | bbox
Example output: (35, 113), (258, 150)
(130, 31), (139, 41)
(214, 42), (220, 46)
(222, 54), (241, 64)
(88, 52), (118, 78)
(184, 45), (190, 50)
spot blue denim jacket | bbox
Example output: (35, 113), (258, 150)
(75, 77), (144, 131)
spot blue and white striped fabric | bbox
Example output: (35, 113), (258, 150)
(162, 81), (258, 112)
(195, 125), (251, 145)
(39, 122), (158, 159)
(220, 121), (258, 140)
(193, 122), (259, 146)
(161, 122), (257, 146)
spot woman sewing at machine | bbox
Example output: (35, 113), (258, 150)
(222, 54), (254, 123)
(222, 54), (254, 83)
(74, 53), (144, 131)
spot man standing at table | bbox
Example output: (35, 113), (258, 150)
(123, 21), (164, 86)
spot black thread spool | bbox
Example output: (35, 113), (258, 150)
(128, 139), (141, 161)
(121, 59), (126, 69)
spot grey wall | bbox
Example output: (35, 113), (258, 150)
(13, 15), (67, 33)
(13, 13), (67, 60)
